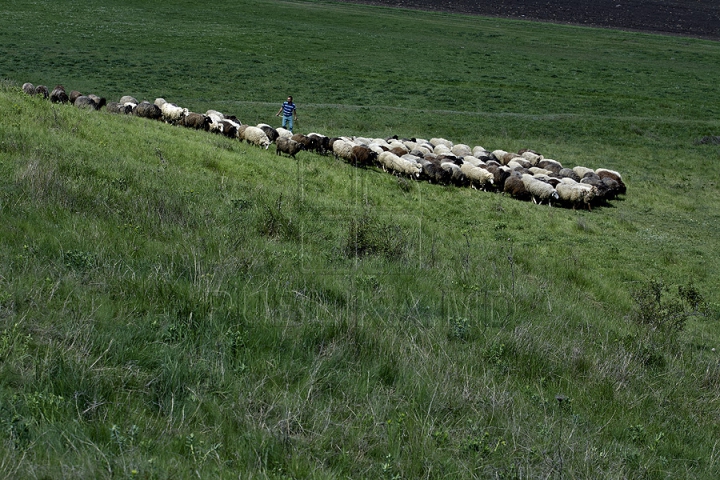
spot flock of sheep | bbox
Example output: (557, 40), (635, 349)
(21, 82), (626, 210)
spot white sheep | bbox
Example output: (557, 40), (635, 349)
(461, 156), (484, 167)
(378, 151), (421, 177)
(430, 137), (453, 148)
(460, 163), (494, 190)
(332, 138), (356, 161)
(521, 174), (559, 205)
(160, 102), (188, 124)
(451, 144), (472, 157)
(433, 144), (452, 155)
(573, 166), (595, 178)
(472, 145), (489, 157)
(520, 150), (543, 165)
(241, 126), (271, 149)
(276, 127), (293, 139)
(556, 180), (597, 210)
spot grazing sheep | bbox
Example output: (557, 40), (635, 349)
(307, 133), (330, 154)
(538, 159), (563, 173)
(558, 168), (581, 181)
(73, 95), (97, 110)
(430, 137), (453, 148)
(275, 137), (305, 158)
(521, 174), (559, 204)
(134, 101), (162, 120)
(22, 82), (35, 95)
(106, 102), (132, 114)
(332, 138), (356, 161)
(290, 133), (319, 152)
(154, 98), (167, 107)
(119, 95), (139, 105)
(378, 151), (421, 177)
(258, 124), (279, 143)
(595, 168), (626, 194)
(451, 144), (472, 157)
(418, 158), (451, 184)
(180, 112), (211, 130)
(519, 150), (543, 165)
(484, 163), (512, 190)
(50, 85), (69, 104)
(87, 94), (106, 110)
(460, 163), (494, 190)
(276, 127), (293, 139)
(580, 173), (611, 200)
(242, 126), (271, 149)
(573, 166), (595, 178)
(160, 102), (188, 124)
(556, 181), (597, 211)
(69, 90), (83, 103)
(350, 145), (378, 167)
(503, 173), (530, 200)
(440, 161), (469, 187)
(34, 85), (49, 99)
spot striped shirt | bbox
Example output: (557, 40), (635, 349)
(281, 101), (296, 116)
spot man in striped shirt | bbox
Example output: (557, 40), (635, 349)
(275, 95), (298, 133)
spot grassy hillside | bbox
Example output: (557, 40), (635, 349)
(2, 0), (720, 478)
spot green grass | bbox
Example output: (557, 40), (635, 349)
(2, 0), (720, 478)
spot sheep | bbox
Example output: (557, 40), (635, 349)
(519, 150), (543, 165)
(258, 124), (279, 143)
(451, 144), (472, 157)
(276, 127), (294, 139)
(241, 126), (271, 149)
(134, 101), (162, 120)
(350, 145), (378, 167)
(433, 144), (452, 155)
(106, 102), (133, 114)
(34, 85), (49, 99)
(573, 166), (595, 178)
(160, 102), (188, 124)
(484, 163), (512, 190)
(180, 112), (211, 130)
(557, 168), (581, 181)
(119, 95), (139, 105)
(503, 173), (530, 200)
(595, 168), (626, 194)
(73, 95), (97, 110)
(291, 133), (319, 153)
(87, 94), (106, 110)
(219, 120), (238, 139)
(378, 151), (421, 177)
(419, 158), (451, 184)
(22, 82), (35, 95)
(521, 174), (559, 205)
(538, 159), (563, 173)
(69, 90), (83, 103)
(430, 137), (453, 148)
(50, 85), (69, 104)
(275, 137), (305, 158)
(460, 163), (494, 190)
(332, 138), (356, 161)
(556, 181), (597, 211)
(440, 161), (469, 187)
(154, 98), (167, 107)
(307, 133), (330, 154)
(472, 145), (489, 158)
(580, 173), (611, 200)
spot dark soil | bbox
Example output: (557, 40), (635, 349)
(336, 0), (720, 40)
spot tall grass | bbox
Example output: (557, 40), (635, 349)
(1, 0), (720, 477)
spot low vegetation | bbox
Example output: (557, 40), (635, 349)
(1, 0), (720, 478)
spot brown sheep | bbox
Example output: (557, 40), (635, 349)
(34, 85), (49, 99)
(350, 145), (378, 167)
(276, 137), (305, 159)
(69, 90), (83, 103)
(181, 112), (211, 130)
(50, 85), (69, 104)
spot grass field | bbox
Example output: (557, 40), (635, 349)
(2, 0), (720, 478)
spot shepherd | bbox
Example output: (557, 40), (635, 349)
(275, 95), (298, 133)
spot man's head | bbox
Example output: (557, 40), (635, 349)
(287, 96), (293, 103)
